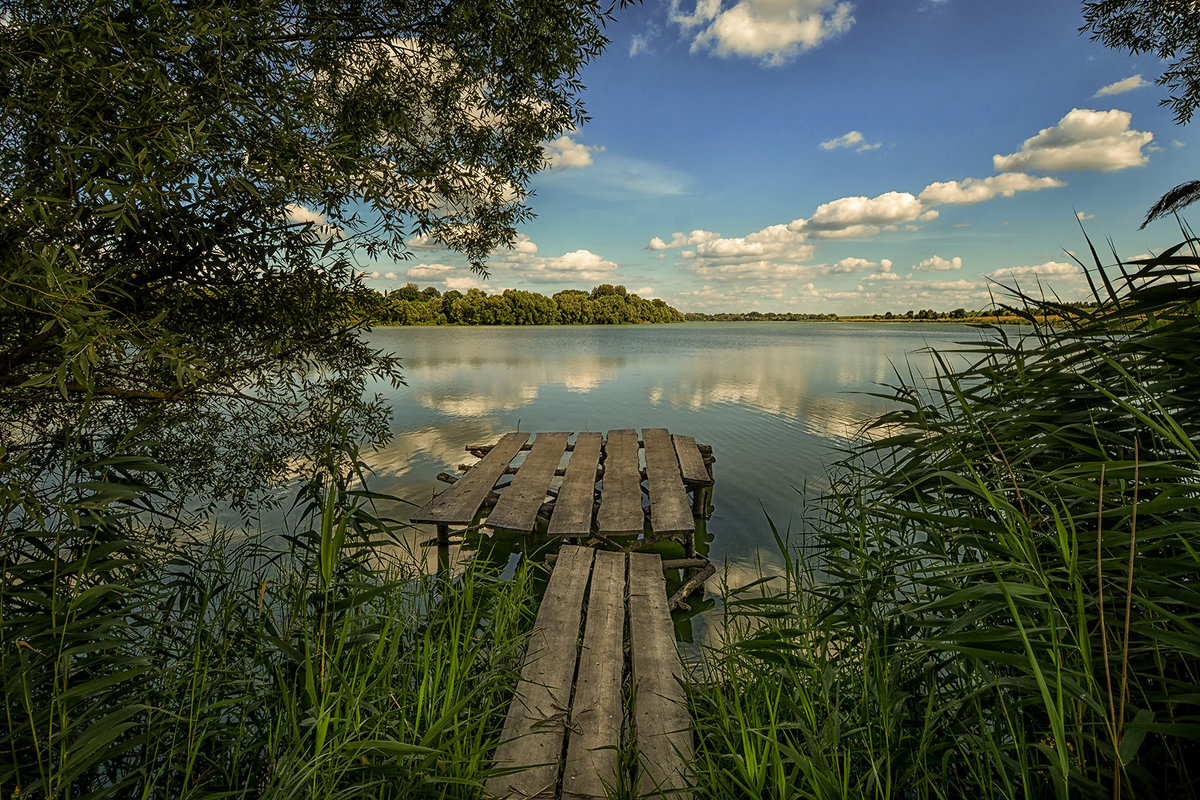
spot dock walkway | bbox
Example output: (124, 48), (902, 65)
(486, 545), (692, 799)
(410, 429), (714, 554)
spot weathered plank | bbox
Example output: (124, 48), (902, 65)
(487, 546), (594, 800)
(596, 429), (644, 535)
(628, 551), (692, 798)
(672, 435), (712, 487)
(642, 429), (694, 535)
(548, 432), (602, 537)
(411, 433), (529, 526)
(561, 549), (626, 800)
(487, 433), (570, 532)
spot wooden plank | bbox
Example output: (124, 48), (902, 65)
(411, 433), (528, 525)
(643, 429), (694, 535)
(548, 432), (602, 537)
(487, 546), (594, 800)
(487, 433), (570, 532)
(672, 435), (713, 487)
(628, 551), (692, 798)
(561, 550), (626, 800)
(596, 429), (644, 535)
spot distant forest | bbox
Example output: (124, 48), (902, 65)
(363, 283), (685, 325)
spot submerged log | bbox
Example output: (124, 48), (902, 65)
(668, 563), (716, 611)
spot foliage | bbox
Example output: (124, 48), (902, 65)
(0, 461), (539, 798)
(1080, 0), (1200, 125)
(367, 284), (685, 326)
(691, 232), (1200, 797)
(1080, 0), (1200, 224)
(0, 0), (620, 504)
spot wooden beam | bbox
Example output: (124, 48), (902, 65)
(411, 433), (528, 526)
(548, 432), (602, 537)
(596, 429), (644, 535)
(561, 549), (626, 800)
(487, 433), (570, 533)
(628, 551), (693, 798)
(487, 546), (594, 800)
(643, 429), (694, 536)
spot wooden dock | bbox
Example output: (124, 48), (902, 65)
(410, 429), (715, 554)
(486, 545), (692, 799)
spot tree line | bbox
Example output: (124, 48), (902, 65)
(363, 283), (685, 325)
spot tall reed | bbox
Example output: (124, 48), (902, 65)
(1, 460), (539, 798)
(689, 232), (1200, 798)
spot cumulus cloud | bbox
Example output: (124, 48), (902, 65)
(646, 229), (722, 250)
(914, 255), (963, 272)
(805, 191), (928, 234)
(544, 134), (606, 170)
(685, 259), (816, 282)
(406, 263), (456, 280)
(919, 173), (1065, 205)
(674, 0), (855, 66)
(492, 244), (621, 284)
(1095, 74), (1147, 97)
(1076, 210), (1095, 221)
(829, 257), (892, 273)
(819, 130), (881, 152)
(690, 223), (815, 263)
(283, 204), (342, 240)
(445, 275), (488, 291)
(993, 108), (1153, 173)
(986, 261), (1080, 281)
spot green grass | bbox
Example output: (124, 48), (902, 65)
(688, 231), (1200, 798)
(5, 230), (1200, 798)
(1, 476), (539, 799)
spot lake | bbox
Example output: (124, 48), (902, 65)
(363, 321), (983, 605)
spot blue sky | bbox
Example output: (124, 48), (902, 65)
(369, 0), (1197, 314)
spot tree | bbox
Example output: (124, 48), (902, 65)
(1081, 0), (1200, 225)
(0, 0), (621, 503)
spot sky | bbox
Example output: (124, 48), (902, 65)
(365, 0), (1198, 314)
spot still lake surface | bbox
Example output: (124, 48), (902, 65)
(363, 321), (983, 608)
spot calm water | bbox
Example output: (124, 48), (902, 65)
(363, 322), (982, 596)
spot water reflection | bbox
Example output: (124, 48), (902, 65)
(362, 322), (984, 646)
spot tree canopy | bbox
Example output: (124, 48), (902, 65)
(1081, 0), (1200, 225)
(0, 0), (621, 504)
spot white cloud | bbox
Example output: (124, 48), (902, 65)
(1076, 211), (1095, 221)
(632, 286), (657, 297)
(690, 223), (815, 263)
(805, 191), (927, 234)
(685, 259), (816, 283)
(675, 0), (855, 66)
(647, 229), (722, 250)
(544, 134), (606, 170)
(1173, 139), (1187, 148)
(1095, 74), (1147, 97)
(283, 203), (342, 240)
(829, 257), (892, 273)
(993, 108), (1153, 173)
(919, 173), (1065, 205)
(630, 32), (653, 56)
(491, 244), (621, 284)
(986, 261), (1080, 281)
(914, 255), (963, 272)
(819, 130), (880, 152)
(445, 276), (488, 291)
(406, 263), (456, 280)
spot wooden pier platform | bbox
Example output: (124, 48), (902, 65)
(410, 429), (714, 553)
(486, 545), (692, 799)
